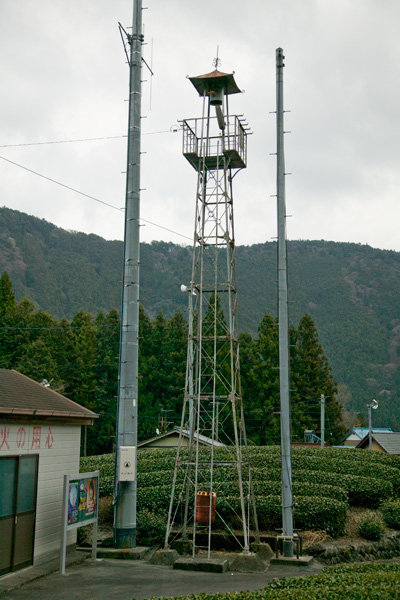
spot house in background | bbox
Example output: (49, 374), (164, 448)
(342, 427), (393, 447)
(0, 369), (97, 576)
(138, 426), (225, 449)
(356, 432), (400, 454)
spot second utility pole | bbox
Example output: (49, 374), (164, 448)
(276, 47), (294, 558)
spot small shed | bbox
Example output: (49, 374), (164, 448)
(138, 426), (225, 450)
(0, 369), (97, 576)
(356, 432), (400, 454)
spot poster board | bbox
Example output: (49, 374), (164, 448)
(60, 470), (99, 574)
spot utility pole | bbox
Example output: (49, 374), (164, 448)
(114, 0), (143, 549)
(320, 394), (325, 448)
(276, 47), (294, 558)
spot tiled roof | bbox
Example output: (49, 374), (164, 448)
(138, 426), (225, 448)
(342, 427), (393, 443)
(0, 369), (97, 422)
(352, 427), (393, 439)
(189, 69), (241, 97)
(371, 432), (400, 454)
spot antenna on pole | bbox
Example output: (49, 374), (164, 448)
(276, 47), (294, 558)
(113, 0), (143, 549)
(212, 45), (221, 69)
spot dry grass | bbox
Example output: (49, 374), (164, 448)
(301, 530), (332, 550)
(300, 507), (376, 550)
(98, 496), (113, 525)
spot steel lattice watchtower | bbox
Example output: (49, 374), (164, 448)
(164, 66), (259, 557)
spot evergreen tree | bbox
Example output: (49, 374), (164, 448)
(0, 271), (17, 368)
(240, 314), (282, 444)
(16, 310), (61, 385)
(163, 311), (187, 417)
(93, 309), (120, 453)
(137, 306), (159, 441)
(69, 311), (97, 454)
(55, 317), (79, 397)
(291, 313), (345, 443)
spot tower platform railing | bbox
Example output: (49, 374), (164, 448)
(182, 115), (247, 170)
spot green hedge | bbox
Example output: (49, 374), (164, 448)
(294, 469), (394, 508)
(157, 563), (400, 600)
(217, 494), (347, 537)
(137, 471), (347, 504)
(81, 445), (399, 536)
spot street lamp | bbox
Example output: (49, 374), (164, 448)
(367, 399), (379, 450)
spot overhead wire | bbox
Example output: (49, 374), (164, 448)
(0, 155), (122, 212)
(0, 154), (192, 241)
(0, 129), (176, 148)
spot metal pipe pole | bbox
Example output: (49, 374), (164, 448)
(114, 0), (143, 549)
(368, 403), (372, 450)
(320, 394), (325, 448)
(188, 286), (194, 437)
(276, 47), (294, 557)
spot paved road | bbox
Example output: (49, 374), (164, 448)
(0, 553), (323, 600)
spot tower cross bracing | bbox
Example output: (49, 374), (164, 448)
(165, 67), (258, 558)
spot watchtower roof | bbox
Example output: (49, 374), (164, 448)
(189, 69), (241, 97)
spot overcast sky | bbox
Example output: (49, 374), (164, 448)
(1, 0), (399, 252)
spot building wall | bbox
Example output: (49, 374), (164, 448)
(371, 439), (384, 452)
(0, 422), (81, 564)
(343, 440), (359, 447)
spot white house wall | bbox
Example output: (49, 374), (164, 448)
(0, 422), (81, 564)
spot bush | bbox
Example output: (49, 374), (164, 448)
(381, 498), (400, 529)
(357, 511), (385, 540)
(136, 508), (167, 545)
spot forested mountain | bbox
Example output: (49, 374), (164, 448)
(1, 206), (399, 429)
(0, 273), (343, 453)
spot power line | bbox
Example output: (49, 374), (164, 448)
(0, 155), (192, 241)
(0, 135), (127, 148)
(140, 218), (191, 241)
(0, 155), (122, 212)
(0, 324), (118, 330)
(0, 128), (177, 149)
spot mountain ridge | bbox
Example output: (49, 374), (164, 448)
(1, 206), (399, 426)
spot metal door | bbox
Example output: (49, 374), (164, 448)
(0, 455), (38, 575)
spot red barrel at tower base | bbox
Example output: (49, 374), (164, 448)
(196, 490), (216, 523)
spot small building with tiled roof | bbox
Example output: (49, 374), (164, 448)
(342, 426), (393, 447)
(138, 425), (225, 449)
(356, 432), (400, 454)
(0, 369), (97, 576)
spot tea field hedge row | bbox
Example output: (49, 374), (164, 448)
(81, 446), (399, 506)
(135, 487), (347, 536)
(80, 446), (400, 535)
(218, 494), (347, 537)
(155, 562), (400, 600)
(136, 469), (348, 503)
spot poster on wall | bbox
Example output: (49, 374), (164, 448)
(67, 482), (79, 525)
(78, 479), (87, 518)
(67, 478), (98, 524)
(85, 478), (96, 517)
(61, 470), (99, 575)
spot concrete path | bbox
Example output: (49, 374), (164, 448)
(0, 552), (324, 600)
